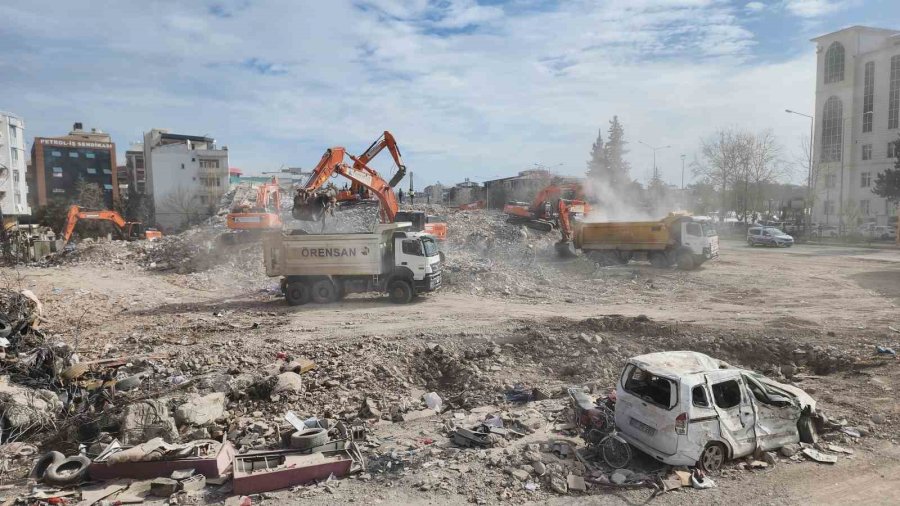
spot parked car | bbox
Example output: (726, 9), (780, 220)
(871, 226), (897, 241)
(614, 351), (818, 472)
(747, 226), (794, 247)
(812, 225), (839, 238)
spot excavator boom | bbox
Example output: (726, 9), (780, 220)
(61, 205), (160, 245)
(226, 176), (284, 230)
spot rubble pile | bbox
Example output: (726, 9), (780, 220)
(286, 201), (380, 234)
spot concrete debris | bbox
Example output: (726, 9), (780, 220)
(175, 392), (226, 426)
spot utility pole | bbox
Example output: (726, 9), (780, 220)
(786, 109), (815, 236)
(409, 172), (414, 204)
(638, 141), (672, 181)
(680, 154), (686, 190)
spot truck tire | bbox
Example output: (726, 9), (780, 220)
(676, 250), (696, 270)
(310, 279), (337, 303)
(44, 455), (92, 486)
(615, 251), (633, 264)
(30, 451), (64, 480)
(284, 281), (310, 306)
(649, 252), (670, 268)
(388, 279), (414, 304)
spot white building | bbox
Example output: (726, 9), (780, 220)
(0, 111), (30, 217)
(811, 26), (900, 229)
(143, 129), (229, 231)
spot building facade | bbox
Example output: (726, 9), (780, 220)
(29, 123), (118, 209)
(811, 26), (900, 229)
(0, 111), (30, 216)
(125, 144), (146, 194)
(143, 129), (229, 231)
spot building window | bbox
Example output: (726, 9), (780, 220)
(824, 42), (845, 84)
(103, 184), (113, 191)
(14, 192), (21, 205)
(52, 188), (65, 194)
(862, 144), (872, 160)
(864, 62), (875, 133)
(103, 168), (112, 175)
(821, 96), (843, 162)
(861, 172), (871, 187)
(9, 124), (17, 142)
(199, 159), (220, 169)
(52, 167), (63, 178)
(11, 149), (18, 162)
(86, 168), (97, 175)
(860, 200), (870, 216)
(825, 173), (836, 189)
(824, 200), (835, 215)
(889, 141), (899, 159)
(69, 151), (78, 158)
(51, 150), (61, 157)
(891, 56), (900, 129)
(12, 170), (19, 184)
(86, 152), (95, 159)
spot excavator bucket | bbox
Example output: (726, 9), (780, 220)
(291, 192), (334, 222)
(555, 240), (577, 258)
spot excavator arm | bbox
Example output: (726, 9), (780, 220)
(351, 131), (406, 188)
(293, 148), (399, 223)
(61, 205), (142, 245)
(555, 198), (589, 256)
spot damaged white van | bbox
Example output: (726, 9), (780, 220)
(614, 351), (817, 472)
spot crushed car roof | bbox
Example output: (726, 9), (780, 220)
(629, 351), (724, 376)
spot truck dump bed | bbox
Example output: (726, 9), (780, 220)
(263, 224), (405, 277)
(575, 218), (677, 251)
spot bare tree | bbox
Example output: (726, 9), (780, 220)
(694, 129), (746, 216)
(160, 187), (203, 230)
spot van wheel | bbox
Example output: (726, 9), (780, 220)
(284, 282), (310, 306)
(310, 279), (337, 303)
(699, 443), (726, 472)
(798, 414), (818, 444)
(676, 250), (696, 270)
(388, 279), (413, 304)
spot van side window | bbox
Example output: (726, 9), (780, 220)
(712, 380), (742, 409)
(622, 364), (677, 409)
(692, 385), (709, 407)
(402, 239), (422, 256)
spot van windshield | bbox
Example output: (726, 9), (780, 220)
(622, 364), (677, 409)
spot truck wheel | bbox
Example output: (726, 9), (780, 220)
(676, 250), (696, 270)
(649, 252), (670, 268)
(388, 279), (413, 304)
(615, 251), (633, 264)
(310, 279), (337, 303)
(284, 282), (310, 306)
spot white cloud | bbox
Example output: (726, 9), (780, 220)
(0, 0), (818, 187)
(745, 1), (767, 13)
(782, 0), (850, 18)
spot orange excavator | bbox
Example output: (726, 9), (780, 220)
(61, 205), (161, 246)
(503, 182), (589, 231)
(292, 145), (447, 240)
(226, 176), (283, 230)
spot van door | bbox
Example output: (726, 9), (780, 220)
(705, 372), (756, 458)
(682, 222), (703, 254)
(615, 363), (680, 455)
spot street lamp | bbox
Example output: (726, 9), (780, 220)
(786, 109), (815, 235)
(637, 141), (672, 181)
(680, 154), (686, 190)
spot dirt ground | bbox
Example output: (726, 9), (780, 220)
(3, 213), (899, 505)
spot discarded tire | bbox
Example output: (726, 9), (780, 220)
(0, 319), (12, 338)
(30, 451), (64, 480)
(290, 427), (328, 450)
(44, 455), (91, 486)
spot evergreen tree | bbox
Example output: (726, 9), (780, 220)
(586, 127), (608, 179)
(872, 137), (900, 204)
(604, 115), (631, 187)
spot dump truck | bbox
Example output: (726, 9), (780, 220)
(263, 222), (442, 305)
(557, 204), (718, 270)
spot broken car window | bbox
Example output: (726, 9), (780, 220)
(712, 380), (742, 409)
(692, 385), (710, 407)
(622, 364), (676, 409)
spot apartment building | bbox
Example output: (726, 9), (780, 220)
(0, 111), (30, 217)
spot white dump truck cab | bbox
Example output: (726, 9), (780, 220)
(677, 218), (719, 267)
(390, 229), (443, 296)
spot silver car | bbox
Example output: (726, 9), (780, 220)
(614, 351), (817, 472)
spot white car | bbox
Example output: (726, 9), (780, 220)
(614, 351), (817, 472)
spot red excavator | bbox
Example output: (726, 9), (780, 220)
(503, 182), (589, 231)
(226, 176), (283, 230)
(61, 205), (162, 246)
(292, 145), (447, 240)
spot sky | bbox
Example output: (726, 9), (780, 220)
(2, 0), (899, 188)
